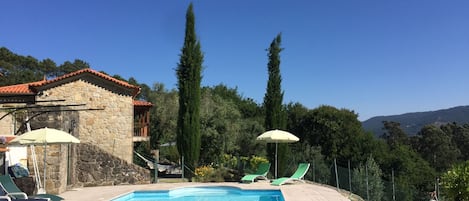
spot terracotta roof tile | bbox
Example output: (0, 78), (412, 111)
(0, 68), (141, 96)
(133, 100), (153, 107)
(0, 80), (46, 94)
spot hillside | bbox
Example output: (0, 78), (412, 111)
(362, 106), (469, 137)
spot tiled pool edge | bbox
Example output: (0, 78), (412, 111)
(110, 186), (284, 201)
(59, 181), (349, 201)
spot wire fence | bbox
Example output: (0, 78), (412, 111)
(298, 159), (441, 201)
(149, 151), (441, 201)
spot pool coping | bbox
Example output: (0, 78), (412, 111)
(109, 185), (284, 201)
(58, 181), (351, 201)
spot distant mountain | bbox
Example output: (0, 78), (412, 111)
(362, 106), (469, 137)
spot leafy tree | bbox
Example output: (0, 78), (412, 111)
(386, 144), (436, 201)
(263, 33), (288, 177)
(379, 122), (439, 200)
(285, 102), (309, 141)
(210, 84), (263, 119)
(39, 58), (58, 79)
(299, 105), (368, 165)
(290, 143), (329, 183)
(57, 59), (89, 75)
(392, 177), (417, 201)
(443, 123), (469, 161)
(148, 83), (178, 149)
(175, 3), (204, 178)
(144, 83), (265, 167)
(0, 47), (44, 85)
(351, 131), (382, 166)
(135, 83), (180, 164)
(441, 160), (469, 201)
(413, 125), (460, 173)
(303, 106), (343, 159)
(369, 135), (434, 201)
(138, 83), (152, 101)
(127, 77), (151, 101)
(199, 89), (241, 164)
(0, 47), (90, 85)
(209, 85), (239, 104)
(352, 156), (384, 201)
(206, 84), (265, 158)
(381, 121), (409, 148)
(235, 118), (266, 157)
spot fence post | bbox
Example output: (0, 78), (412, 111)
(436, 177), (440, 200)
(366, 164), (369, 201)
(392, 169), (395, 201)
(181, 156), (185, 181)
(334, 158), (340, 190)
(151, 149), (159, 183)
(347, 160), (352, 193)
(312, 159), (315, 182)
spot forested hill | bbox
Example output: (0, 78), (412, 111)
(0, 47), (91, 86)
(362, 105), (469, 137)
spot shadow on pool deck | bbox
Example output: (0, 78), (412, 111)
(58, 181), (351, 201)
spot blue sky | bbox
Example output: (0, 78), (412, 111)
(1, 1), (469, 121)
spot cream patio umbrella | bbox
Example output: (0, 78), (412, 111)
(10, 127), (80, 193)
(256, 129), (299, 178)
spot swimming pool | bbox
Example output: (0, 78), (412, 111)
(111, 186), (285, 201)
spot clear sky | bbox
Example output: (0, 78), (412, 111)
(1, 1), (469, 121)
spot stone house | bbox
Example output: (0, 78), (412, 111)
(0, 68), (152, 194)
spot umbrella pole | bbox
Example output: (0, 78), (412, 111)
(275, 142), (278, 179)
(30, 145), (42, 190)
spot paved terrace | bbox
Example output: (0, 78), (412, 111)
(58, 181), (351, 201)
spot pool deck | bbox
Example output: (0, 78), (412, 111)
(58, 181), (351, 201)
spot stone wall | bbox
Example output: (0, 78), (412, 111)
(3, 75), (142, 194)
(37, 79), (134, 163)
(31, 77), (138, 193)
(76, 143), (150, 187)
(0, 109), (14, 135)
(41, 143), (69, 194)
(0, 103), (30, 136)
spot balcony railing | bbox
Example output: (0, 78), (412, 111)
(134, 123), (148, 137)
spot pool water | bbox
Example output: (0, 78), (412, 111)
(111, 186), (285, 201)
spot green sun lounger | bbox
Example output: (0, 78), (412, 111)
(0, 175), (63, 201)
(271, 163), (310, 186)
(0, 190), (50, 201)
(240, 163), (271, 183)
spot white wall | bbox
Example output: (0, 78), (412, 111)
(6, 146), (28, 167)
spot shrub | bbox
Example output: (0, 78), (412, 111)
(221, 154), (238, 168)
(200, 154), (269, 182)
(220, 154), (268, 172)
(195, 165), (214, 181)
(249, 156), (269, 171)
(194, 165), (224, 182)
(441, 160), (469, 201)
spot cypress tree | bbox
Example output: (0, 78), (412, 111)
(263, 33), (288, 177)
(176, 3), (203, 179)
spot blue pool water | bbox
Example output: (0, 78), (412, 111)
(111, 186), (285, 201)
